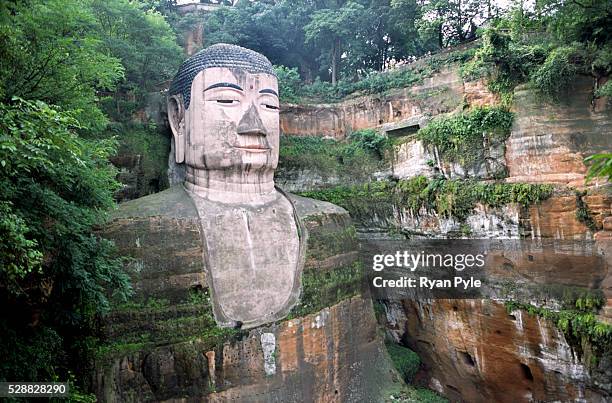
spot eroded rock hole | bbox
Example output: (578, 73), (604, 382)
(446, 384), (460, 392)
(459, 351), (475, 367)
(520, 363), (534, 381)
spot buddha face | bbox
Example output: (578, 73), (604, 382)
(168, 67), (280, 182)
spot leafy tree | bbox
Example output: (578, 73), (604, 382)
(417, 0), (498, 48)
(0, 0), (124, 130)
(274, 65), (301, 103)
(304, 1), (365, 84)
(90, 0), (183, 121)
(391, 0), (433, 57)
(203, 0), (275, 53)
(0, 0), (182, 384)
(0, 99), (131, 381)
(537, 0), (612, 46)
(203, 0), (320, 80)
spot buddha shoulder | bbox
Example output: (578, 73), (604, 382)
(109, 185), (348, 222)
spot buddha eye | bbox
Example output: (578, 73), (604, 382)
(262, 103), (279, 110)
(216, 99), (238, 104)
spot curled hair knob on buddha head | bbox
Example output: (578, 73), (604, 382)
(169, 43), (276, 110)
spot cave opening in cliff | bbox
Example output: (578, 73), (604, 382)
(520, 363), (534, 381)
(459, 351), (476, 367)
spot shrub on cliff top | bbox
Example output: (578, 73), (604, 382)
(274, 65), (301, 103)
(505, 301), (612, 365)
(530, 45), (583, 98)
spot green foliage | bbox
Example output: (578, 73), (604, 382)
(304, 1), (365, 83)
(348, 129), (391, 159)
(0, 0), (182, 128)
(459, 0), (612, 104)
(385, 385), (448, 403)
(297, 67), (420, 102)
(386, 342), (420, 383)
(415, 0), (497, 48)
(595, 81), (612, 98)
(542, 0), (611, 46)
(113, 124), (170, 197)
(97, 287), (244, 366)
(417, 106), (514, 166)
(91, 0), (183, 121)
(306, 225), (358, 262)
(0, 201), (43, 283)
(459, 27), (549, 105)
(530, 45), (582, 98)
(200, 0), (479, 93)
(0, 0), (178, 390)
(300, 180), (396, 222)
(585, 153), (612, 183)
(0, 99), (131, 381)
(274, 65), (302, 103)
(0, 0), (125, 130)
(66, 372), (97, 402)
(575, 191), (597, 231)
(0, 325), (62, 381)
(277, 134), (387, 184)
(297, 48), (474, 103)
(301, 177), (553, 223)
(505, 300), (612, 363)
(289, 261), (363, 319)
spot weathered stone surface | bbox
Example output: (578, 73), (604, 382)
(387, 299), (608, 403)
(525, 192), (612, 239)
(102, 185), (351, 303)
(390, 138), (435, 180)
(280, 68), (465, 139)
(95, 297), (396, 403)
(213, 297), (394, 402)
(189, 189), (303, 329)
(506, 77), (611, 187)
(103, 186), (205, 302)
(463, 79), (501, 107)
(111, 154), (144, 202)
(183, 23), (203, 56)
(95, 185), (400, 402)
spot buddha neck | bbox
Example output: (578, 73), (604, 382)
(184, 166), (277, 204)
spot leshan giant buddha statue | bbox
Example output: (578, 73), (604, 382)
(166, 43), (305, 329)
(95, 44), (394, 402)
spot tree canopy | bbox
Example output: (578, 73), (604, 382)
(0, 0), (181, 392)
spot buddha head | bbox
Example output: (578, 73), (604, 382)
(167, 44), (279, 194)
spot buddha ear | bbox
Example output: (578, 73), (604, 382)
(167, 95), (185, 164)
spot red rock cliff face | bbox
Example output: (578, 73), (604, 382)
(279, 69), (492, 139)
(207, 297), (392, 402)
(387, 299), (607, 403)
(96, 296), (393, 402)
(506, 77), (611, 187)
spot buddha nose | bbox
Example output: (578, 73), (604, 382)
(237, 103), (268, 137)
